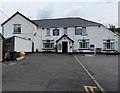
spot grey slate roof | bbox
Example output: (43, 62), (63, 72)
(32, 17), (101, 28)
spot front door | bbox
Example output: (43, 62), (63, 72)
(62, 42), (68, 53)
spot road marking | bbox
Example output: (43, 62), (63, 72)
(84, 86), (96, 93)
(73, 55), (106, 93)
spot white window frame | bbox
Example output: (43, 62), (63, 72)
(43, 40), (54, 49)
(79, 39), (90, 49)
(103, 39), (115, 50)
(75, 27), (87, 35)
(46, 28), (50, 36)
(13, 24), (21, 34)
(64, 27), (67, 35)
(53, 28), (59, 36)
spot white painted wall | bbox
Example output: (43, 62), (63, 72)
(2, 13), (37, 42)
(2, 13), (119, 53)
(0, 36), (3, 61)
(36, 25), (119, 52)
(15, 37), (32, 52)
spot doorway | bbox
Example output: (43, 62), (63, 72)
(62, 42), (68, 53)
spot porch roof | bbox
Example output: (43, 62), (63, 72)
(56, 34), (74, 43)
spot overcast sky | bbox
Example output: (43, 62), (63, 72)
(0, 0), (119, 32)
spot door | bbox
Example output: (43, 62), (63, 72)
(62, 42), (68, 53)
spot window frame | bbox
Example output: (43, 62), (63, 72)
(43, 40), (54, 49)
(46, 28), (50, 37)
(103, 39), (115, 50)
(64, 27), (67, 35)
(53, 28), (59, 36)
(75, 27), (87, 35)
(79, 39), (90, 49)
(13, 24), (21, 34)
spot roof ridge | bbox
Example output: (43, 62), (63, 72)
(32, 17), (101, 25)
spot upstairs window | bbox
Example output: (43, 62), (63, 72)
(13, 24), (21, 34)
(64, 27), (67, 35)
(79, 39), (89, 49)
(75, 27), (86, 35)
(46, 28), (50, 36)
(53, 28), (59, 36)
(43, 40), (54, 49)
(103, 39), (115, 50)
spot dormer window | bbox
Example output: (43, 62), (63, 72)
(13, 24), (21, 34)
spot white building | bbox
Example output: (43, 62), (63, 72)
(1, 12), (119, 53)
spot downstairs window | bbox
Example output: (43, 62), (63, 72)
(79, 39), (89, 49)
(43, 40), (54, 49)
(103, 39), (115, 50)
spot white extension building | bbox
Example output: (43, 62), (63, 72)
(1, 12), (119, 53)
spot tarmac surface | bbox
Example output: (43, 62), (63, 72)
(2, 53), (100, 92)
(75, 54), (118, 92)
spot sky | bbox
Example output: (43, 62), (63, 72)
(0, 0), (119, 33)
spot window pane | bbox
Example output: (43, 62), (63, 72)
(103, 40), (115, 49)
(43, 40), (54, 49)
(46, 28), (50, 36)
(75, 28), (82, 35)
(82, 27), (86, 35)
(64, 28), (67, 34)
(13, 24), (21, 33)
(79, 40), (89, 49)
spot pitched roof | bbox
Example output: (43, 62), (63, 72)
(56, 34), (74, 43)
(32, 17), (101, 28)
(1, 11), (38, 27)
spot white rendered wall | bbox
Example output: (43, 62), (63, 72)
(15, 37), (32, 52)
(2, 14), (37, 42)
(37, 25), (119, 52)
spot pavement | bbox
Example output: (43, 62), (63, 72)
(2, 53), (100, 92)
(75, 54), (118, 92)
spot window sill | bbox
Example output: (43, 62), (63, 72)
(81, 34), (87, 36)
(13, 32), (21, 34)
(78, 48), (90, 50)
(42, 48), (55, 50)
(53, 35), (59, 36)
(46, 35), (51, 37)
(103, 49), (115, 51)
(75, 34), (87, 36)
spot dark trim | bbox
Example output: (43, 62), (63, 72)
(73, 52), (120, 55)
(103, 49), (116, 51)
(1, 11), (38, 27)
(42, 48), (55, 50)
(5, 36), (30, 41)
(56, 34), (74, 43)
(78, 48), (90, 50)
(13, 32), (21, 34)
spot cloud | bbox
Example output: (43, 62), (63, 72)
(36, 4), (54, 19)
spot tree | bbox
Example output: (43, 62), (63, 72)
(108, 24), (116, 32)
